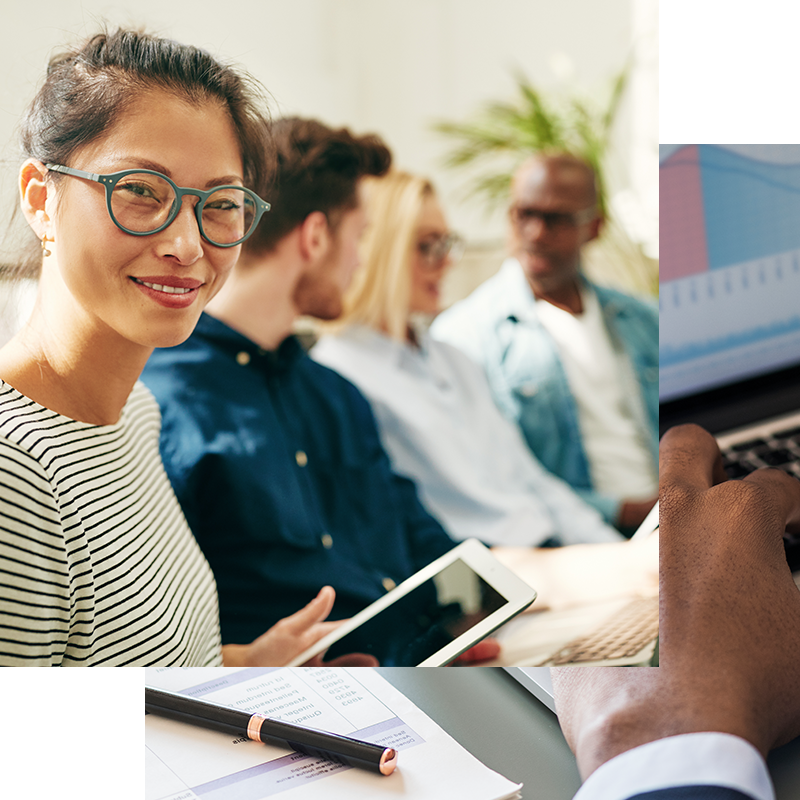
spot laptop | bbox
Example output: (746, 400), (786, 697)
(490, 507), (660, 668)
(505, 667), (555, 712)
(659, 144), (800, 573)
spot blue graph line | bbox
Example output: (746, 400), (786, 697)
(660, 315), (800, 368)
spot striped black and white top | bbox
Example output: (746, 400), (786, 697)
(0, 380), (223, 666)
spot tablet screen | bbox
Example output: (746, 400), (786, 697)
(323, 557), (506, 665)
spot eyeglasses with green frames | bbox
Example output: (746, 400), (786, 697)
(46, 164), (270, 247)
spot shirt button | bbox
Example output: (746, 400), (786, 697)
(382, 577), (397, 592)
(236, 351), (251, 366)
(295, 450), (308, 467)
(519, 383), (538, 397)
(321, 533), (333, 549)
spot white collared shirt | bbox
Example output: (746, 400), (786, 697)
(575, 733), (773, 800)
(313, 326), (620, 546)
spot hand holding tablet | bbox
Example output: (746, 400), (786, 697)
(289, 539), (537, 667)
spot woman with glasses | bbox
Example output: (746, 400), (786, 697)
(0, 29), (369, 667)
(313, 170), (621, 548)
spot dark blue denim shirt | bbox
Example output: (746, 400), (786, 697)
(142, 313), (453, 647)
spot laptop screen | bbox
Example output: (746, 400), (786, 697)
(660, 144), (800, 404)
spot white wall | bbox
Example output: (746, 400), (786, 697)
(0, 0), (656, 263)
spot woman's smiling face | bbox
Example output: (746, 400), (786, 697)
(34, 88), (245, 350)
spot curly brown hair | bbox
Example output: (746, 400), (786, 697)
(244, 116), (391, 256)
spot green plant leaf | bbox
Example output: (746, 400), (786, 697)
(433, 67), (628, 217)
(431, 64), (658, 296)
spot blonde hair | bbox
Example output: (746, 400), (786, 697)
(336, 170), (434, 341)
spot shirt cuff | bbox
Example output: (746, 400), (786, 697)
(572, 732), (773, 800)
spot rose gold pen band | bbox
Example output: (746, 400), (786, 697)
(247, 713), (267, 742)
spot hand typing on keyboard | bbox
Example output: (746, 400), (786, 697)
(551, 423), (800, 780)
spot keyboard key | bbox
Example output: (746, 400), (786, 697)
(771, 426), (800, 439)
(724, 460), (757, 478)
(539, 596), (659, 666)
(729, 438), (768, 452)
(753, 447), (795, 466)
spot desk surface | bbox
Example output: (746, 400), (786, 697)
(377, 667), (800, 800)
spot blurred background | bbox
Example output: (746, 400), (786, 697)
(0, 0), (657, 340)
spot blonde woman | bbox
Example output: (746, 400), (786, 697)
(312, 171), (621, 547)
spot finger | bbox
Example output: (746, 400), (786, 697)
(306, 620), (342, 638)
(659, 424), (726, 491)
(454, 638), (501, 664)
(281, 586), (336, 632)
(742, 468), (800, 533)
(322, 653), (380, 667)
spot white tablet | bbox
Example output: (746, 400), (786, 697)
(631, 500), (659, 541)
(288, 538), (537, 667)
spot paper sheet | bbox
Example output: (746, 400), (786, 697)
(145, 666), (522, 800)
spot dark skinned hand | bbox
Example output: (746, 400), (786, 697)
(552, 424), (800, 779)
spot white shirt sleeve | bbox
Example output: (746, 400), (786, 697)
(505, 429), (623, 545)
(573, 733), (773, 800)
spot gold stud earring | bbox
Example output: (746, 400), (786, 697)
(41, 235), (53, 257)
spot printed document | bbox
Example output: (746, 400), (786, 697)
(145, 666), (522, 800)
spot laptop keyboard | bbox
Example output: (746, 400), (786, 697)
(721, 425), (800, 479)
(538, 595), (659, 666)
(718, 427), (800, 572)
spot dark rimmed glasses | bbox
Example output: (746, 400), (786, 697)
(416, 232), (465, 267)
(46, 164), (270, 248)
(509, 205), (597, 232)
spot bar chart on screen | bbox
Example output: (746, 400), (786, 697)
(660, 144), (800, 401)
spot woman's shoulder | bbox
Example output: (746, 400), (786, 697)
(0, 382), (66, 486)
(424, 335), (488, 381)
(0, 380), (65, 439)
(0, 379), (160, 461)
(312, 327), (395, 375)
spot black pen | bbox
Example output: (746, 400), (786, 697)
(145, 686), (398, 775)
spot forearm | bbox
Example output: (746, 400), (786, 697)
(569, 674), (768, 780)
(220, 643), (251, 667)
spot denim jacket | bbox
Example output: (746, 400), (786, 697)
(431, 259), (658, 524)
